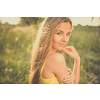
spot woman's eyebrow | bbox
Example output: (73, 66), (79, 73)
(57, 30), (72, 34)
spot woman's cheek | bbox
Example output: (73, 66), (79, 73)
(53, 35), (60, 43)
(66, 37), (69, 43)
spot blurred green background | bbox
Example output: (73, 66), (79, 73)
(0, 17), (100, 84)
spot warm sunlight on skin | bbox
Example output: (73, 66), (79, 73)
(0, 17), (21, 25)
(52, 22), (72, 52)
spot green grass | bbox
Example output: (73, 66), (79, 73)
(0, 24), (100, 84)
(65, 25), (100, 84)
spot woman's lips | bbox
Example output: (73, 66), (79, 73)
(59, 43), (65, 47)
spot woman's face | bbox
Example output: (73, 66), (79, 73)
(52, 22), (72, 52)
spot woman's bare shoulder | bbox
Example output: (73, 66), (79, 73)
(47, 53), (64, 62)
(46, 53), (65, 68)
(46, 52), (69, 83)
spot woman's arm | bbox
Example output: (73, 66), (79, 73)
(63, 69), (75, 84)
(47, 53), (72, 84)
(62, 60), (80, 84)
(62, 46), (80, 84)
(73, 58), (80, 84)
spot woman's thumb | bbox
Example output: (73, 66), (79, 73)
(62, 49), (65, 55)
(63, 48), (71, 55)
(62, 52), (65, 55)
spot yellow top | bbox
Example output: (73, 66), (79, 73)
(38, 52), (59, 84)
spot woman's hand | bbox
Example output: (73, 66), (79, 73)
(62, 46), (80, 61)
(62, 69), (75, 84)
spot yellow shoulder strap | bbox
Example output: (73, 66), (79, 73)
(40, 52), (54, 77)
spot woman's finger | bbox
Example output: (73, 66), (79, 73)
(64, 72), (75, 79)
(63, 75), (75, 81)
(63, 77), (75, 84)
(62, 46), (72, 55)
(62, 51), (65, 55)
(65, 74), (75, 80)
(68, 68), (71, 71)
(62, 48), (72, 56)
(64, 47), (72, 52)
(68, 69), (72, 74)
(64, 76), (75, 82)
(62, 48), (65, 55)
(63, 79), (75, 84)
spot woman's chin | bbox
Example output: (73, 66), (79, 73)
(57, 47), (63, 51)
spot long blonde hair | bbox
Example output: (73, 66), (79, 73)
(29, 17), (72, 84)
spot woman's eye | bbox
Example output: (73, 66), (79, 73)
(57, 33), (61, 35)
(66, 34), (71, 36)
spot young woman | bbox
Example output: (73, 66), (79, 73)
(29, 17), (80, 84)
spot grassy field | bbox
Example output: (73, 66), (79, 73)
(0, 24), (100, 84)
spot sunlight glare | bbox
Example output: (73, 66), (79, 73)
(0, 17), (21, 25)
(71, 17), (99, 26)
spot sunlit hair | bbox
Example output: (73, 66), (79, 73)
(29, 17), (73, 84)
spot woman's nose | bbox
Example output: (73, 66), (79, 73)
(61, 35), (66, 42)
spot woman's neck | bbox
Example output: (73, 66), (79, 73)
(51, 48), (56, 53)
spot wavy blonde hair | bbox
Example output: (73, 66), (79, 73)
(29, 17), (73, 84)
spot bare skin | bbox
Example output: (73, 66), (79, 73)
(39, 22), (80, 84)
(62, 46), (80, 84)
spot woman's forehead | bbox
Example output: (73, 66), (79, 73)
(57, 22), (72, 31)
